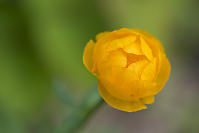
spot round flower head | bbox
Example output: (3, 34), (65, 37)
(83, 28), (171, 112)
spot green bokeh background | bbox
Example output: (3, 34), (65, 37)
(0, 0), (199, 133)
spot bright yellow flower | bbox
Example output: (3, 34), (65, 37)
(83, 28), (171, 112)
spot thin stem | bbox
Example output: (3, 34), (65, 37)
(54, 89), (103, 133)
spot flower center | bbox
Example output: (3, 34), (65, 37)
(126, 53), (147, 68)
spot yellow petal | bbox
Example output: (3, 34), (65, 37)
(154, 54), (171, 93)
(83, 40), (95, 73)
(128, 59), (148, 79)
(97, 66), (137, 102)
(140, 55), (170, 97)
(98, 82), (147, 112)
(141, 58), (157, 80)
(123, 42), (142, 54)
(106, 35), (136, 52)
(92, 29), (136, 71)
(129, 80), (157, 98)
(140, 37), (153, 60)
(96, 32), (110, 41)
(141, 96), (155, 104)
(131, 29), (165, 53)
(108, 49), (127, 67)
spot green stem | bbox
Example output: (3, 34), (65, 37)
(55, 90), (103, 133)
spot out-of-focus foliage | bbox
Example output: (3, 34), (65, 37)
(21, 0), (109, 89)
(0, 2), (51, 133)
(0, 0), (199, 133)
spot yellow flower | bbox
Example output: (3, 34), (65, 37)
(83, 28), (171, 112)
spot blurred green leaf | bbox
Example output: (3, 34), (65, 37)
(55, 88), (103, 133)
(0, 2), (51, 132)
(20, 0), (110, 90)
(53, 79), (77, 107)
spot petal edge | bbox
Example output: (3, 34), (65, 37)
(83, 40), (95, 73)
(98, 82), (147, 112)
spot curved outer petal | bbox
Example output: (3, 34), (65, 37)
(98, 74), (138, 102)
(83, 40), (95, 73)
(154, 54), (171, 94)
(137, 55), (170, 98)
(96, 32), (110, 41)
(134, 55), (170, 98)
(130, 29), (165, 53)
(140, 37), (153, 61)
(140, 96), (155, 104)
(98, 82), (147, 112)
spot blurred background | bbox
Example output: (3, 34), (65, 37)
(0, 0), (199, 133)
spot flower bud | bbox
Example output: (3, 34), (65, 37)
(83, 28), (171, 112)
